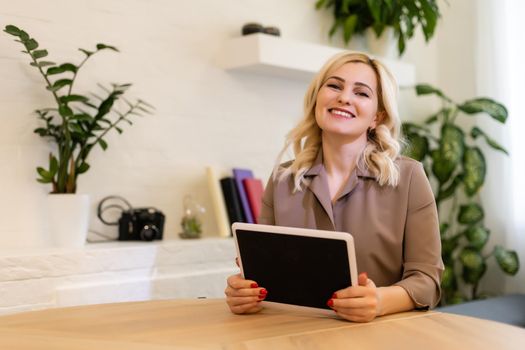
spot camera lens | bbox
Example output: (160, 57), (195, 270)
(140, 224), (159, 241)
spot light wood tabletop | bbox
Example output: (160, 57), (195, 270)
(0, 298), (524, 349)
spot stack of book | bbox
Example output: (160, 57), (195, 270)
(206, 167), (264, 237)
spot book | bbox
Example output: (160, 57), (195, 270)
(205, 167), (231, 238)
(232, 168), (254, 224)
(220, 177), (245, 228)
(243, 178), (264, 224)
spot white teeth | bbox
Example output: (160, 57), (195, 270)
(331, 109), (354, 118)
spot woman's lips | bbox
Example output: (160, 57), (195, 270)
(328, 108), (355, 119)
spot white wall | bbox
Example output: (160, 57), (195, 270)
(2, 0), (518, 295)
(0, 0), (445, 248)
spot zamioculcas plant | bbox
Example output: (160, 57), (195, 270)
(402, 84), (520, 305)
(315, 0), (440, 56)
(4, 24), (153, 193)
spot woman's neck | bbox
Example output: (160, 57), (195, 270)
(321, 133), (367, 203)
(322, 133), (367, 176)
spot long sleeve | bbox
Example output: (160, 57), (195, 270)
(258, 174), (275, 225)
(394, 162), (444, 309)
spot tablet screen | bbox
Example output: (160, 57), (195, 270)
(236, 228), (352, 310)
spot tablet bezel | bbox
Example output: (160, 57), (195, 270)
(232, 222), (358, 316)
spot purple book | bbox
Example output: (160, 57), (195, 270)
(233, 168), (254, 224)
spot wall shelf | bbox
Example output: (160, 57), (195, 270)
(219, 33), (415, 87)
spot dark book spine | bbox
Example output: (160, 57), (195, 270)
(220, 177), (246, 229)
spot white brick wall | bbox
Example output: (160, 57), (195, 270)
(0, 238), (237, 315)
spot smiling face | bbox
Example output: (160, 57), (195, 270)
(314, 62), (382, 145)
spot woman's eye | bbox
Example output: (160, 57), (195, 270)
(356, 91), (369, 98)
(327, 83), (342, 90)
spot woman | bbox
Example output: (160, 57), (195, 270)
(225, 52), (443, 322)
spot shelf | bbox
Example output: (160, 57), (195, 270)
(219, 33), (415, 87)
(0, 238), (236, 315)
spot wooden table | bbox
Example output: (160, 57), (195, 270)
(0, 299), (524, 349)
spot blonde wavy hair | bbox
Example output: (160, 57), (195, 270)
(275, 51), (401, 191)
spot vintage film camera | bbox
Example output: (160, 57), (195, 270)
(97, 196), (165, 241)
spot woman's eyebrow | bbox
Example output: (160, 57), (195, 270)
(325, 77), (374, 94)
(325, 76), (345, 83)
(355, 81), (373, 93)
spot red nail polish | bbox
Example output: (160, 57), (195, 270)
(250, 282), (258, 288)
(332, 293), (337, 299)
(363, 272), (368, 280)
(327, 299), (334, 307)
(259, 288), (267, 295)
(258, 294), (266, 300)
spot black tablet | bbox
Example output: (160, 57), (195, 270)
(232, 223), (358, 315)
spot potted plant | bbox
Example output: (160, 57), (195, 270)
(402, 83), (520, 304)
(4, 25), (153, 247)
(315, 0), (441, 57)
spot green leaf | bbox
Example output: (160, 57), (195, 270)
(494, 246), (520, 275)
(315, 0), (326, 10)
(72, 113), (93, 122)
(448, 292), (467, 305)
(458, 203), (484, 225)
(31, 49), (48, 59)
(24, 38), (39, 50)
(328, 18), (342, 37)
(431, 124), (464, 183)
(59, 95), (89, 103)
(34, 127), (48, 136)
(460, 248), (484, 269)
(343, 15), (358, 44)
(440, 222), (450, 237)
(462, 261), (487, 284)
(464, 226), (489, 250)
(49, 156), (59, 175)
(442, 234), (460, 261)
(69, 123), (84, 133)
(420, 0), (439, 41)
(96, 43), (119, 52)
(437, 175), (461, 202)
(424, 113), (439, 125)
(458, 98), (508, 123)
(58, 104), (73, 117)
(77, 162), (90, 174)
(462, 147), (486, 197)
(30, 61), (55, 68)
(403, 133), (428, 161)
(47, 79), (72, 92)
(441, 264), (456, 291)
(470, 126), (508, 155)
(98, 139), (108, 151)
(47, 63), (77, 75)
(367, 0), (382, 23)
(115, 127), (123, 134)
(4, 25), (21, 36)
(36, 166), (52, 181)
(79, 48), (94, 57)
(415, 84), (448, 100)
(397, 31), (406, 56)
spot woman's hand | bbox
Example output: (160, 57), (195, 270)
(328, 272), (381, 323)
(224, 273), (267, 315)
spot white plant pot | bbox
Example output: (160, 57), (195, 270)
(46, 194), (90, 248)
(365, 27), (397, 58)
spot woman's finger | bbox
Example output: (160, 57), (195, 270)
(229, 302), (262, 314)
(227, 273), (259, 289)
(331, 296), (377, 309)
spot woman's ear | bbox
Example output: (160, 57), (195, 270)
(372, 111), (386, 129)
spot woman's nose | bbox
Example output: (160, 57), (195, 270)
(337, 89), (352, 105)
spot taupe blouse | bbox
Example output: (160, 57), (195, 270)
(259, 152), (444, 309)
